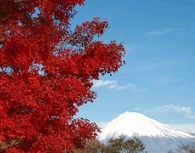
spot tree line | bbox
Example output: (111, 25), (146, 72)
(73, 135), (146, 153)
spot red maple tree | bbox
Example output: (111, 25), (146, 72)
(0, 0), (125, 152)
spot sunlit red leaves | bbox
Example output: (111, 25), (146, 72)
(0, 0), (125, 152)
(38, 0), (84, 25)
(82, 41), (125, 78)
(69, 17), (108, 47)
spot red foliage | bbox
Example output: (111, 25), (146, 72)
(0, 0), (125, 152)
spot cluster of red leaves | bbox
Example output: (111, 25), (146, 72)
(0, 0), (125, 152)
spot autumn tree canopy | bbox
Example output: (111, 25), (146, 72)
(0, 0), (125, 152)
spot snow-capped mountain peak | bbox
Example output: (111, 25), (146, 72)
(98, 112), (195, 153)
(98, 112), (193, 141)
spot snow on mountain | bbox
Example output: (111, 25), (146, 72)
(98, 112), (195, 153)
(98, 112), (193, 140)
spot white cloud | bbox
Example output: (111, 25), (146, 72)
(111, 83), (138, 90)
(171, 124), (195, 134)
(92, 80), (138, 91)
(145, 105), (195, 119)
(96, 122), (109, 129)
(147, 28), (173, 36)
(92, 80), (117, 88)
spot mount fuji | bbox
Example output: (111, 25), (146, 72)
(98, 112), (195, 153)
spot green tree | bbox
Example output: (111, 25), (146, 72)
(73, 139), (105, 153)
(103, 135), (145, 153)
(73, 135), (146, 153)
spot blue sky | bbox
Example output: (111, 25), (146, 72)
(73, 0), (195, 131)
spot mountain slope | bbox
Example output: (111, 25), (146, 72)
(98, 112), (195, 153)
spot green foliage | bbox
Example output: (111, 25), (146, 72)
(73, 139), (105, 153)
(73, 135), (146, 153)
(105, 135), (145, 153)
(190, 150), (195, 153)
